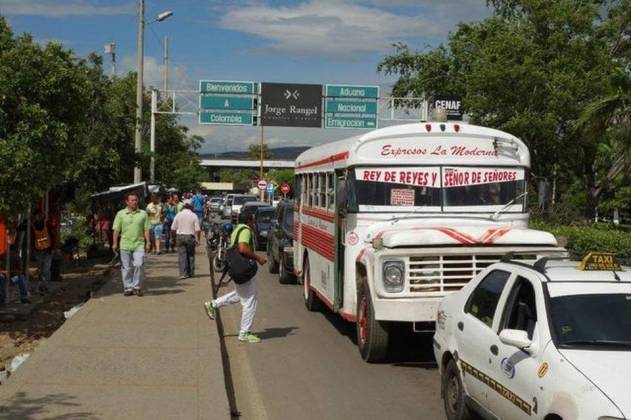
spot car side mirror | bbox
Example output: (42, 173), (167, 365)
(499, 329), (532, 351)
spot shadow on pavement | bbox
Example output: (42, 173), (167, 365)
(0, 392), (95, 419)
(255, 326), (299, 340)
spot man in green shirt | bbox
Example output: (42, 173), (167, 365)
(112, 193), (151, 296)
(204, 213), (267, 343)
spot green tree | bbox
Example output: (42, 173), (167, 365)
(248, 144), (272, 160)
(378, 0), (626, 217)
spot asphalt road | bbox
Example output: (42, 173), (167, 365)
(213, 244), (446, 420)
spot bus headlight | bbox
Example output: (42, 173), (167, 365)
(383, 261), (405, 293)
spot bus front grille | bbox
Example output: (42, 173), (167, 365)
(406, 253), (538, 293)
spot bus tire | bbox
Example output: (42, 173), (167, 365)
(267, 242), (279, 274)
(356, 279), (389, 363)
(303, 256), (322, 311)
(279, 252), (293, 284)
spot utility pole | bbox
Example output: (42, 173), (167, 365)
(163, 35), (168, 94)
(150, 89), (157, 183)
(259, 125), (264, 201)
(133, 0), (145, 184)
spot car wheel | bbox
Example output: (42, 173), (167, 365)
(356, 278), (389, 363)
(303, 256), (322, 311)
(279, 252), (293, 284)
(443, 359), (473, 420)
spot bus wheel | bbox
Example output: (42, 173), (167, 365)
(303, 256), (322, 311)
(267, 242), (279, 274)
(356, 279), (389, 362)
(279, 253), (293, 284)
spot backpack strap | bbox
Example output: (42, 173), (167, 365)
(230, 226), (251, 250)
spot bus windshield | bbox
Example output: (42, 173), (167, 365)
(349, 166), (526, 213)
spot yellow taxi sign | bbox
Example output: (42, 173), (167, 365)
(578, 252), (622, 271)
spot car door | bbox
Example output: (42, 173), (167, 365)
(487, 273), (544, 419)
(455, 269), (513, 408)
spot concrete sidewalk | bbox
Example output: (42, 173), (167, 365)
(0, 248), (230, 419)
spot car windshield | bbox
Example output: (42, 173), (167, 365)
(550, 293), (631, 348)
(348, 166), (526, 213)
(234, 196), (257, 205)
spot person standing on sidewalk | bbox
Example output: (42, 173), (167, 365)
(112, 193), (150, 296)
(204, 213), (267, 343)
(163, 195), (177, 253)
(146, 193), (163, 255)
(170, 199), (201, 279)
(191, 190), (206, 225)
(32, 211), (56, 294)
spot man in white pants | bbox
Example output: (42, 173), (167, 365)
(204, 213), (266, 343)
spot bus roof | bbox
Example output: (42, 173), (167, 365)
(295, 122), (530, 172)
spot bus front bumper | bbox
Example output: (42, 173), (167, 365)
(373, 296), (441, 323)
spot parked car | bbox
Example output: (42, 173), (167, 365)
(208, 196), (223, 213)
(267, 200), (295, 284)
(253, 206), (275, 251)
(240, 201), (270, 221)
(230, 194), (258, 222)
(433, 253), (631, 420)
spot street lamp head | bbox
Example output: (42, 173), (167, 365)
(156, 10), (174, 22)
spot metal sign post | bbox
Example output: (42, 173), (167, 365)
(150, 89), (157, 183)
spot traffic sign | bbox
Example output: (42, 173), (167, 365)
(325, 84), (379, 130)
(260, 83), (322, 128)
(326, 99), (377, 114)
(199, 111), (254, 126)
(257, 180), (268, 191)
(280, 183), (290, 194)
(326, 84), (379, 98)
(200, 80), (256, 95)
(200, 95), (254, 111)
(326, 115), (377, 129)
(266, 183), (275, 193)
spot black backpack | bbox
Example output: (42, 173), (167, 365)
(225, 226), (258, 284)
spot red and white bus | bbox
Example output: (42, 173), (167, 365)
(293, 122), (564, 362)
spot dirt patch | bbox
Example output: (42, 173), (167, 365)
(0, 258), (110, 371)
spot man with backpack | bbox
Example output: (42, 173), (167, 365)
(191, 190), (206, 225)
(204, 213), (266, 343)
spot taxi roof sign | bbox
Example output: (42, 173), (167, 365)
(578, 252), (622, 271)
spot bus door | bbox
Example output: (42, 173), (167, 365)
(334, 170), (347, 309)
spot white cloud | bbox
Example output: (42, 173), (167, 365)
(218, 0), (438, 57)
(0, 0), (134, 17)
(121, 55), (190, 91)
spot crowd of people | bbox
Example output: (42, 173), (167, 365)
(110, 189), (267, 343)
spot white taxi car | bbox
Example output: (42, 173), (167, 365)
(433, 253), (631, 420)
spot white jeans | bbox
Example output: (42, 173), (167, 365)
(213, 279), (257, 335)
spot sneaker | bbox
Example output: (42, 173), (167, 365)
(123, 289), (133, 296)
(135, 288), (143, 297)
(203, 301), (216, 320)
(238, 332), (261, 343)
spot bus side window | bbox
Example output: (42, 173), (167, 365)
(327, 173), (334, 212)
(319, 173), (326, 209)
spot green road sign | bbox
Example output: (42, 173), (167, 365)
(326, 99), (377, 114)
(325, 115), (377, 129)
(200, 95), (254, 110)
(326, 84), (379, 99)
(199, 80), (256, 95)
(199, 111), (254, 126)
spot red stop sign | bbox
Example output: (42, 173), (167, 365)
(281, 183), (290, 194)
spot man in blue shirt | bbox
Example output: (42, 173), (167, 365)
(191, 190), (206, 224)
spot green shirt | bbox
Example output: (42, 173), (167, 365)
(176, 202), (184, 213)
(113, 208), (150, 251)
(230, 224), (254, 249)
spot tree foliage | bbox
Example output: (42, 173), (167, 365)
(378, 0), (630, 219)
(0, 16), (205, 218)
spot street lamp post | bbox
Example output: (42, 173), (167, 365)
(133, 0), (145, 184)
(133, 4), (173, 184)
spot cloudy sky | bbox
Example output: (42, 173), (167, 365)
(0, 0), (491, 154)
